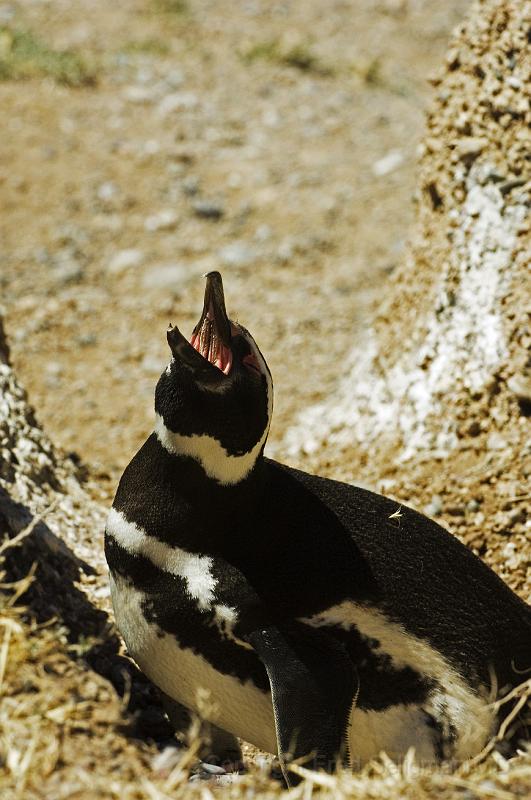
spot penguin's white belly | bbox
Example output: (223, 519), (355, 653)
(349, 705), (437, 766)
(110, 573), (277, 754)
(110, 574), (495, 766)
(303, 601), (496, 765)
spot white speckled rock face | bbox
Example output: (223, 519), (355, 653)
(284, 168), (528, 464)
(0, 322), (108, 583)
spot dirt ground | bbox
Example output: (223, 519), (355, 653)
(1, 0), (468, 499)
(2, 3), (530, 799)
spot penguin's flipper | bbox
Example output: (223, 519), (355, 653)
(248, 623), (355, 784)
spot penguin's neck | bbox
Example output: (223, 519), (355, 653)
(154, 413), (267, 487)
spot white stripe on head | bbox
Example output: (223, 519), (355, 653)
(155, 414), (268, 485)
(107, 508), (216, 609)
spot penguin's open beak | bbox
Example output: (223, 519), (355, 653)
(189, 271), (232, 375)
(166, 272), (233, 376)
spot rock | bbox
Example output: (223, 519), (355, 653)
(151, 745), (181, 776)
(141, 262), (201, 290)
(506, 506), (526, 526)
(255, 224), (272, 242)
(123, 85), (157, 104)
(189, 763), (231, 783)
(455, 137), (488, 161)
(218, 241), (257, 268)
(372, 149), (404, 177)
(501, 542), (521, 570)
(486, 432), (507, 451)
(466, 420), (481, 436)
(34, 247), (52, 265)
(276, 239), (294, 263)
(182, 176), (199, 197)
(424, 496), (443, 517)
(0, 5), (15, 23)
(108, 249), (144, 275)
(192, 199), (224, 220)
(96, 181), (118, 203)
(45, 362), (63, 389)
(52, 224), (89, 248)
(507, 373), (531, 403)
(164, 69), (185, 89)
(446, 504), (465, 517)
(157, 92), (199, 116)
(144, 209), (179, 232)
(143, 139), (160, 156)
(54, 262), (85, 285)
(198, 762), (226, 775)
(141, 355), (163, 374)
(77, 333), (98, 347)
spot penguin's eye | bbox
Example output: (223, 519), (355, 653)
(242, 353), (261, 374)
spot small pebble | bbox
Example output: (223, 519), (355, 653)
(141, 355), (163, 374)
(456, 136), (488, 160)
(219, 241), (257, 268)
(108, 249), (144, 275)
(141, 262), (200, 290)
(199, 762), (226, 775)
(144, 209), (179, 232)
(182, 176), (199, 196)
(192, 200), (225, 220)
(123, 85), (157, 104)
(151, 745), (181, 775)
(507, 373), (531, 403)
(54, 263), (85, 285)
(424, 496), (443, 517)
(97, 182), (118, 202)
(372, 149), (404, 177)
(486, 432), (506, 451)
(77, 333), (98, 347)
(157, 92), (199, 116)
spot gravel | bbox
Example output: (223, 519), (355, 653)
(144, 209), (179, 232)
(108, 248), (145, 275)
(141, 262), (202, 290)
(192, 199), (225, 220)
(218, 241), (258, 268)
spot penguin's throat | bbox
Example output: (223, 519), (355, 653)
(190, 313), (232, 375)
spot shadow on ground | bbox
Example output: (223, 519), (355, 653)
(0, 487), (185, 747)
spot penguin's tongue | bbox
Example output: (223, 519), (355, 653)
(190, 313), (232, 375)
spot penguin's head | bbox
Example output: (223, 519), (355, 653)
(154, 272), (273, 484)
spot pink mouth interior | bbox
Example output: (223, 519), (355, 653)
(190, 311), (232, 375)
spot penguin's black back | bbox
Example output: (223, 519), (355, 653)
(267, 461), (530, 683)
(111, 436), (530, 691)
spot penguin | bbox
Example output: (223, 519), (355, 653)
(105, 271), (531, 782)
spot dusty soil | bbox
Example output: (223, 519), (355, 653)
(1, 0), (467, 499)
(1, 2), (530, 799)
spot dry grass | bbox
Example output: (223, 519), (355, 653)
(241, 37), (334, 76)
(0, 0), (531, 800)
(0, 521), (529, 800)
